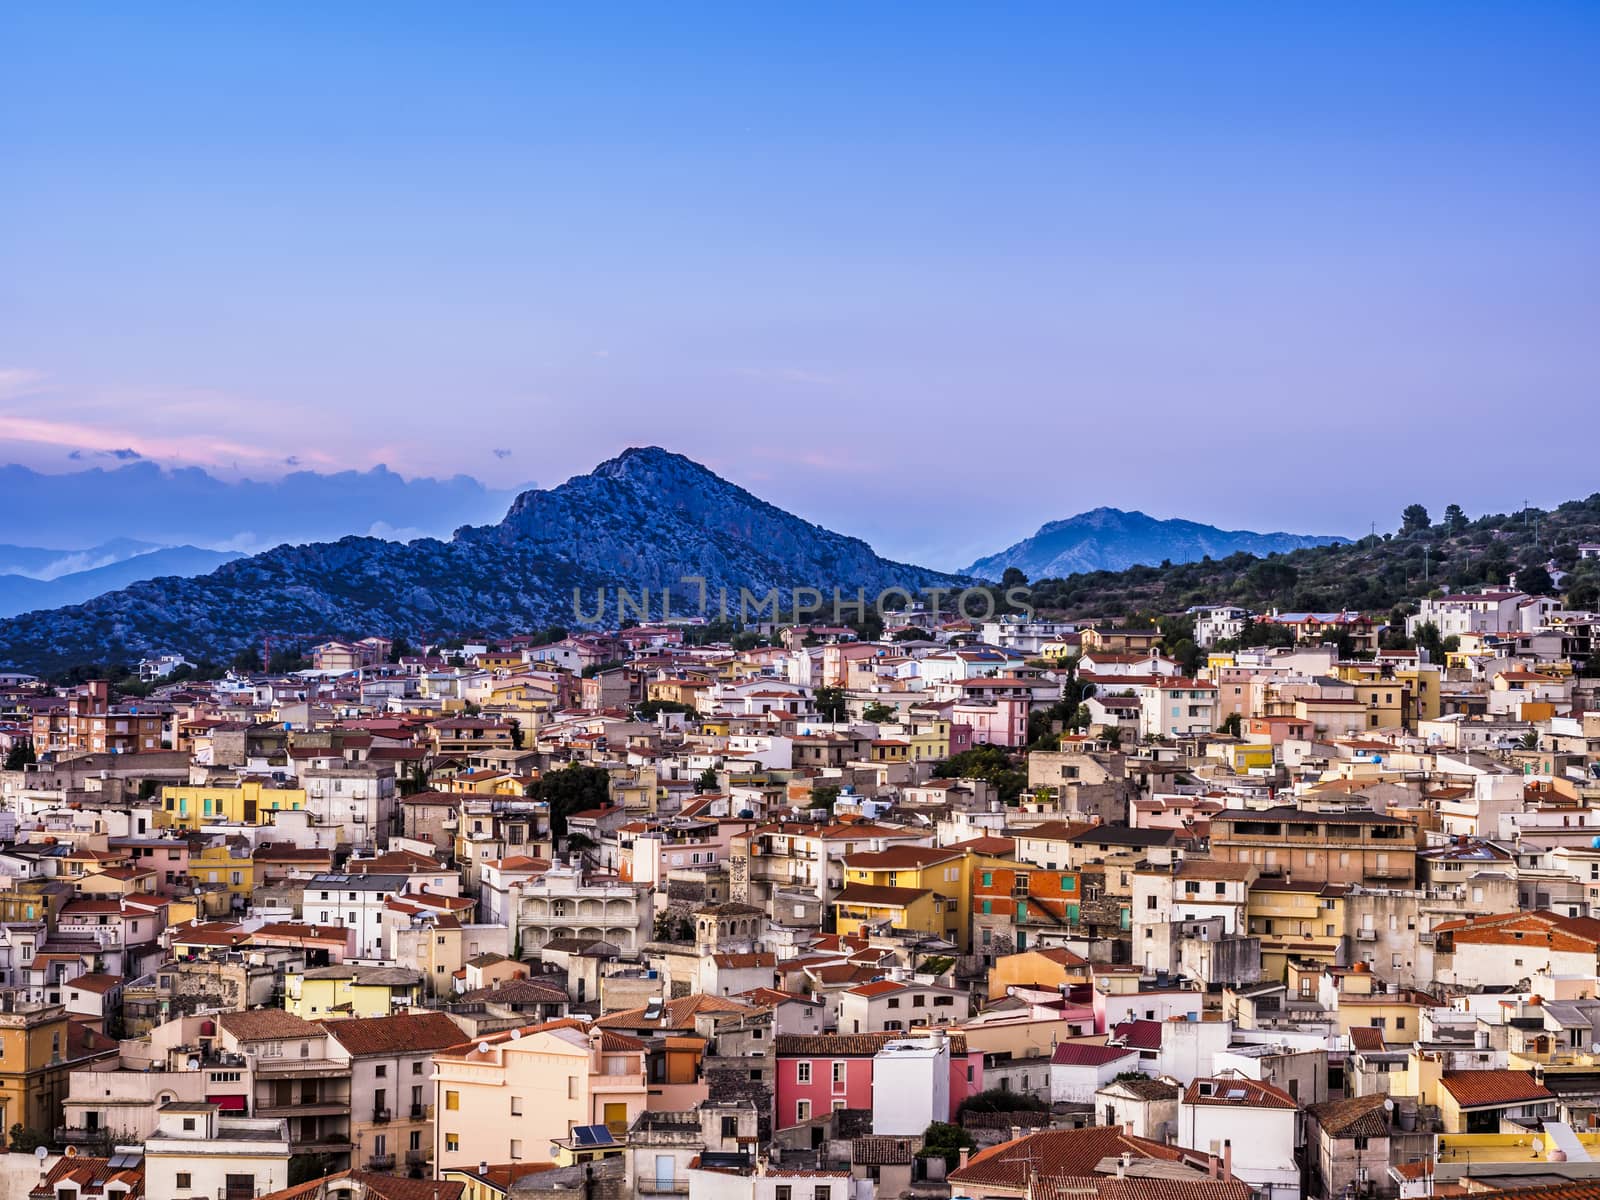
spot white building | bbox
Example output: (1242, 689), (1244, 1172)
(1177, 1076), (1299, 1200)
(299, 762), (397, 851)
(1050, 1041), (1140, 1103)
(1136, 679), (1218, 739)
(1192, 607), (1251, 648)
(871, 1036), (950, 1136)
(300, 872), (408, 958)
(142, 1102), (290, 1200)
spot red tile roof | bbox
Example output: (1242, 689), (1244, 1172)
(1440, 1069), (1553, 1108)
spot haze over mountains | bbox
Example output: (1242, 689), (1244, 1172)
(3, 461), (524, 550)
(964, 507), (1349, 580)
(0, 448), (961, 673)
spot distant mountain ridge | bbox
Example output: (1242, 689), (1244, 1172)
(0, 545), (242, 619)
(0, 448), (964, 673)
(0, 461), (524, 549)
(965, 507), (1348, 579)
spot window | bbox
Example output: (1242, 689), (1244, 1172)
(176, 1176), (192, 1191)
(814, 1189), (831, 1200)
(376, 1065), (387, 1078)
(183, 1118), (196, 1131)
(1146, 895), (1157, 909)
(445, 1090), (459, 1111)
(510, 1139), (523, 1160)
(511, 1096), (522, 1115)
(413, 1062), (424, 1074)
(832, 1061), (845, 1085)
(446, 1134), (459, 1152)
(797, 1062), (812, 1083)
(568, 1076), (578, 1099)
(777, 1189), (793, 1200)
(795, 1101), (811, 1121)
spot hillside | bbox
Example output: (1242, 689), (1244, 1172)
(0, 448), (962, 674)
(964, 507), (1346, 579)
(0, 545), (242, 618)
(1023, 497), (1600, 621)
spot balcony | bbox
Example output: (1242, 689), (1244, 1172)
(54, 1126), (108, 1147)
(1356, 929), (1377, 941)
(405, 1150), (429, 1168)
(638, 1182), (691, 1195)
(368, 1154), (395, 1171)
(372, 1108), (391, 1123)
(410, 1103), (426, 1120)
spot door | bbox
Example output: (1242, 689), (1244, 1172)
(654, 1156), (675, 1191)
(603, 1103), (628, 1134)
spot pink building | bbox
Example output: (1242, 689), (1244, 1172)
(773, 1032), (982, 1129)
(950, 697), (1030, 748)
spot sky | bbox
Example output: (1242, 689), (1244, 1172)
(2, 3), (1597, 570)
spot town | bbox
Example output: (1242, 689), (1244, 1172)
(1, 571), (1599, 1200)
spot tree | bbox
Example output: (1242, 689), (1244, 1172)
(3, 743), (35, 772)
(636, 699), (698, 720)
(932, 745), (1027, 805)
(811, 784), (841, 812)
(956, 1088), (1048, 1116)
(999, 566), (1028, 590)
(813, 687), (848, 722)
(8, 1123), (43, 1153)
(919, 1121), (975, 1169)
(696, 766), (720, 793)
(508, 718), (524, 750)
(1402, 504), (1431, 534)
(892, 627), (931, 642)
(1218, 713), (1242, 737)
(862, 702), (895, 723)
(1517, 564), (1554, 596)
(531, 763), (613, 837)
(1443, 504), (1468, 533)
(1519, 730), (1540, 751)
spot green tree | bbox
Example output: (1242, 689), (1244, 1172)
(1443, 504), (1468, 533)
(932, 745), (1027, 804)
(531, 763), (613, 837)
(8, 1123), (44, 1153)
(508, 718), (524, 750)
(696, 766), (720, 793)
(3, 744), (36, 772)
(893, 627), (932, 642)
(1517, 564), (1554, 595)
(862, 702), (896, 723)
(813, 687), (848, 722)
(919, 1121), (975, 1169)
(811, 784), (842, 812)
(1402, 503), (1431, 534)
(1218, 712), (1242, 737)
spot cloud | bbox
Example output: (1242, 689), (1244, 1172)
(102, 448), (143, 461)
(67, 449), (84, 460)
(492, 448), (512, 460)
(284, 455), (301, 467)
(0, 368), (47, 400)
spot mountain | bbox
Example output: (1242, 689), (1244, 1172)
(0, 539), (164, 580)
(0, 545), (244, 618)
(964, 507), (1348, 580)
(0, 462), (525, 550)
(0, 448), (964, 674)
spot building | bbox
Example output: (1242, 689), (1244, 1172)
(772, 1031), (981, 1129)
(320, 1011), (467, 1176)
(142, 1102), (291, 1200)
(0, 996), (118, 1146)
(1178, 1076), (1300, 1200)
(432, 1020), (647, 1173)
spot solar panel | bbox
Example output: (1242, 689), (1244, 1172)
(573, 1124), (615, 1146)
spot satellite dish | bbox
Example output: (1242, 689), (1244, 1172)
(34, 1147), (48, 1162)
(510, 1029), (522, 1040)
(478, 1041), (491, 1055)
(1383, 1099), (1394, 1112)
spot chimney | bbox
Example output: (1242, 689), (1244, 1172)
(1117, 1153), (1130, 1180)
(958, 1148), (970, 1170)
(1011, 1126), (1023, 1143)
(1223, 1140), (1233, 1180)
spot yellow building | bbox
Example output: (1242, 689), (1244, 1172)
(1248, 881), (1348, 979)
(285, 964), (424, 1019)
(905, 714), (951, 762)
(0, 1001), (116, 1145)
(834, 845), (970, 949)
(1220, 743), (1275, 773)
(159, 779), (307, 829)
(186, 839), (255, 896)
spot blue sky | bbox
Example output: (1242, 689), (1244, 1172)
(2, 3), (1597, 569)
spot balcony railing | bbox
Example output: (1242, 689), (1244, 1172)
(409, 1103), (426, 1120)
(638, 1181), (690, 1195)
(368, 1153), (395, 1171)
(372, 1108), (391, 1123)
(405, 1150), (429, 1168)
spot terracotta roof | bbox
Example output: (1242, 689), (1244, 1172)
(775, 1031), (968, 1057)
(218, 1009), (322, 1041)
(833, 883), (931, 908)
(1307, 1092), (1391, 1139)
(1440, 1069), (1553, 1108)
(318, 1011), (468, 1056)
(1052, 1042), (1138, 1067)
(257, 1172), (465, 1200)
(841, 845), (964, 869)
(1183, 1077), (1296, 1109)
(594, 993), (756, 1030)
(852, 1136), (916, 1166)
(67, 973), (125, 994)
(1110, 1019), (1164, 1051)
(950, 1127), (1195, 1189)
(1348, 1026), (1387, 1052)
